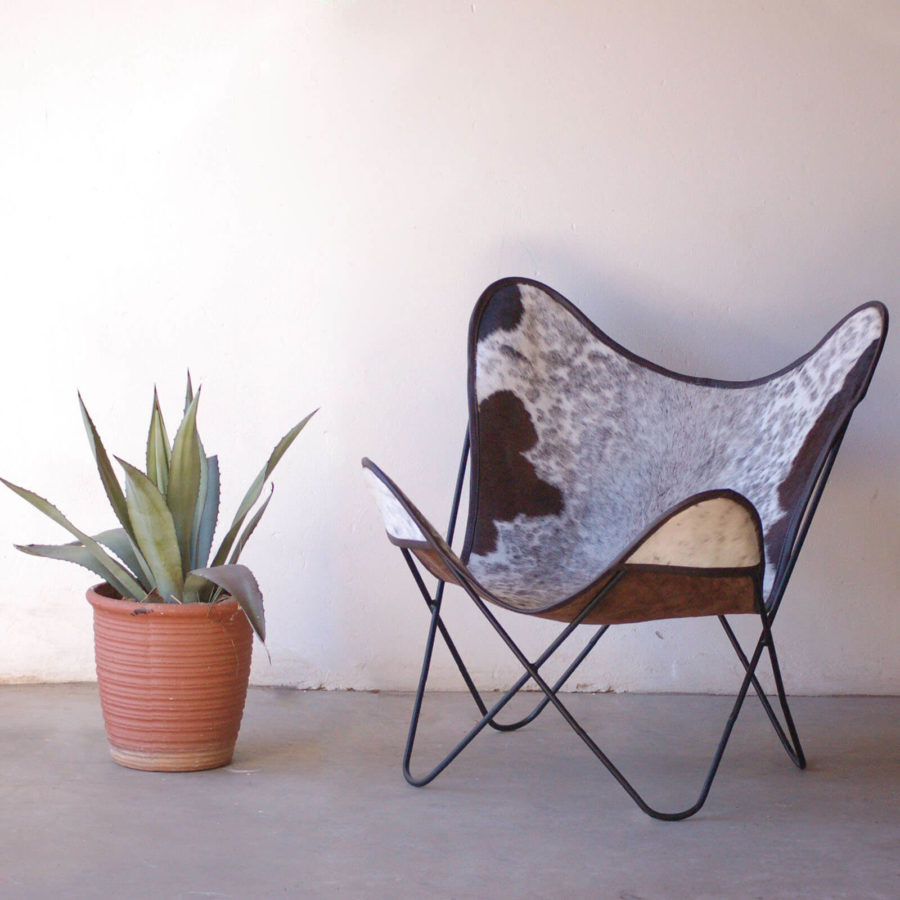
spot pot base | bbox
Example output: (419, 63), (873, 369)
(108, 744), (235, 772)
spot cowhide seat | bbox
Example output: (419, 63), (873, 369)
(363, 277), (887, 820)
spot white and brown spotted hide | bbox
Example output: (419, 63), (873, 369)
(461, 280), (885, 612)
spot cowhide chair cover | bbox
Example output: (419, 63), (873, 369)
(362, 277), (887, 819)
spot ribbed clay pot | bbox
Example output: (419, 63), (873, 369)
(87, 583), (253, 772)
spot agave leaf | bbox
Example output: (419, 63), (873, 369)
(189, 564), (265, 643)
(78, 394), (133, 540)
(212, 409), (317, 566)
(15, 539), (137, 600)
(182, 568), (225, 604)
(191, 455), (219, 571)
(229, 484), (273, 564)
(167, 391), (202, 569)
(95, 527), (153, 591)
(117, 458), (184, 602)
(181, 571), (205, 605)
(1, 478), (146, 599)
(146, 387), (171, 496)
(184, 370), (194, 416)
(188, 448), (208, 569)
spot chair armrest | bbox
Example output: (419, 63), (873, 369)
(362, 458), (474, 588)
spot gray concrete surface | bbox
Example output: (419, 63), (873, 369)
(1, 685), (898, 899)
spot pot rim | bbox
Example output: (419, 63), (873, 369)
(86, 582), (240, 618)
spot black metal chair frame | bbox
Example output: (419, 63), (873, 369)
(397, 424), (851, 821)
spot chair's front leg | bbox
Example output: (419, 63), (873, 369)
(402, 588), (559, 785)
(401, 555), (618, 784)
(399, 549), (514, 730)
(466, 584), (772, 821)
(400, 548), (540, 785)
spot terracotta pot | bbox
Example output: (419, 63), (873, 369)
(86, 583), (253, 772)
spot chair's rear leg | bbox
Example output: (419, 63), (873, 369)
(760, 614), (806, 769)
(719, 616), (806, 769)
(486, 623), (612, 732)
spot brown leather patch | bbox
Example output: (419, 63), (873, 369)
(471, 390), (564, 555)
(535, 566), (760, 625)
(412, 548), (760, 624)
(411, 548), (461, 585)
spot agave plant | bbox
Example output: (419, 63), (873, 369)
(2, 375), (316, 643)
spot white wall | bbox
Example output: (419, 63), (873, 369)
(1, 1), (897, 694)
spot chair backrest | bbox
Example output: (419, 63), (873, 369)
(462, 278), (887, 604)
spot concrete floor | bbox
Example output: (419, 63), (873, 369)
(1, 686), (898, 899)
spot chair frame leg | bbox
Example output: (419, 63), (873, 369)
(401, 549), (806, 821)
(718, 615), (806, 769)
(396, 427), (815, 819)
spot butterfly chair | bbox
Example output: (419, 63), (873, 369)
(363, 278), (887, 820)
